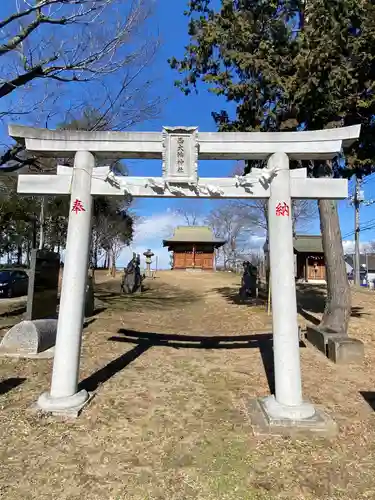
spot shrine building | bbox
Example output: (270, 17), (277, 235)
(293, 235), (326, 283)
(163, 226), (226, 271)
(265, 235), (326, 283)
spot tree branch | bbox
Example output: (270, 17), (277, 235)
(0, 58), (58, 99)
(0, 0), (60, 30)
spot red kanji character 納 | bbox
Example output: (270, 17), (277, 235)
(275, 202), (290, 217)
(71, 198), (85, 214)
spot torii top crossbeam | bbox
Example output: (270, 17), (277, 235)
(9, 124), (361, 160)
(10, 124), (361, 200)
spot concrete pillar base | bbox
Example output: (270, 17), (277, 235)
(262, 395), (316, 420)
(247, 398), (338, 438)
(36, 389), (89, 417)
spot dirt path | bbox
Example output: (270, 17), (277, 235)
(1, 272), (375, 499)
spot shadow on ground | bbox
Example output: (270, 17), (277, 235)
(217, 283), (369, 324)
(95, 280), (201, 311)
(214, 287), (266, 307)
(83, 329), (306, 395)
(0, 305), (26, 318)
(296, 284), (368, 325)
(360, 391), (375, 411)
(0, 377), (26, 395)
(79, 343), (151, 392)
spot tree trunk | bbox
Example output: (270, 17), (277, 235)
(26, 240), (31, 267)
(292, 201), (297, 237)
(17, 245), (22, 265)
(110, 249), (116, 277)
(94, 243), (98, 268)
(32, 219), (37, 249)
(318, 199), (351, 333)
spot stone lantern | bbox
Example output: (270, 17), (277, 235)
(143, 249), (154, 277)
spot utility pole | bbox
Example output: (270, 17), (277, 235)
(354, 175), (361, 286)
(350, 177), (375, 286)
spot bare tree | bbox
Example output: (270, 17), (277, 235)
(0, 0), (161, 167)
(232, 162), (317, 235)
(245, 199), (317, 236)
(205, 201), (261, 270)
(95, 207), (134, 276)
(175, 206), (203, 226)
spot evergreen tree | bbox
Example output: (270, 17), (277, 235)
(170, 0), (375, 333)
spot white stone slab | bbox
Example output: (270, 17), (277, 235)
(0, 319), (57, 356)
(290, 178), (348, 199)
(18, 174), (72, 195)
(9, 124), (361, 160)
(18, 173), (348, 199)
(56, 165), (308, 178)
(162, 126), (198, 184)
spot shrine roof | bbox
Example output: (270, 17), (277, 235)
(293, 235), (323, 253)
(163, 226), (226, 247)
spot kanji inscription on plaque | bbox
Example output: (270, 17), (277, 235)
(162, 126), (198, 184)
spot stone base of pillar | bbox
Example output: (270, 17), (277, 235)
(247, 398), (338, 438)
(306, 326), (364, 365)
(262, 395), (316, 420)
(327, 336), (364, 364)
(34, 389), (92, 418)
(306, 325), (342, 355)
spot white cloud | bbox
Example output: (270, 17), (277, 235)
(247, 234), (266, 249)
(342, 240), (371, 254)
(118, 211), (187, 269)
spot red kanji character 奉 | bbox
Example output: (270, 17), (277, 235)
(71, 199), (85, 214)
(275, 202), (290, 217)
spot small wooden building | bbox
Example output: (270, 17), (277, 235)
(264, 235), (326, 283)
(163, 226), (226, 271)
(293, 235), (326, 282)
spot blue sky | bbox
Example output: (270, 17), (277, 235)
(2, 0), (375, 269)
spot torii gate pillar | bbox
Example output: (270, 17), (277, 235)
(38, 151), (95, 413)
(265, 152), (315, 419)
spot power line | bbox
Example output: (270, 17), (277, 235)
(342, 218), (375, 239)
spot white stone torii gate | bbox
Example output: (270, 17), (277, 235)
(9, 124), (360, 422)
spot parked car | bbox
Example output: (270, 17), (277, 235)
(0, 269), (29, 298)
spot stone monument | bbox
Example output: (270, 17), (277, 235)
(143, 249), (154, 277)
(26, 249), (60, 320)
(239, 261), (257, 301)
(121, 253), (143, 294)
(0, 249), (60, 358)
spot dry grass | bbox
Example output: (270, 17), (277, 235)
(1, 271), (375, 499)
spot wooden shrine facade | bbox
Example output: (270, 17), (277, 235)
(293, 235), (326, 283)
(163, 227), (226, 271)
(264, 234), (326, 283)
